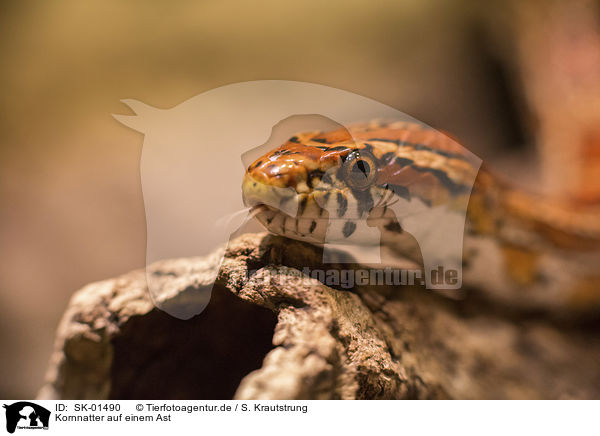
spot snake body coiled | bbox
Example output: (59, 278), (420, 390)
(242, 120), (600, 313)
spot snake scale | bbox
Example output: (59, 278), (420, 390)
(242, 120), (600, 313)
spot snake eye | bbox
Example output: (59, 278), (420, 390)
(342, 150), (378, 190)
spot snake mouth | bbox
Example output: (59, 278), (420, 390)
(242, 174), (302, 217)
(243, 173), (328, 243)
(249, 203), (330, 244)
(243, 173), (401, 245)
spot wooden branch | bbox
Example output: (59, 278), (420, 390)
(38, 233), (600, 400)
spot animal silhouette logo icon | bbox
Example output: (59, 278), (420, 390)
(114, 81), (481, 320)
(3, 402), (50, 433)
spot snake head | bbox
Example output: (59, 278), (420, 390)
(243, 121), (479, 248)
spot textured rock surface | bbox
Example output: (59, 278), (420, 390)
(38, 233), (600, 400)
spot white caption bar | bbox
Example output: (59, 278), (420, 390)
(1, 400), (597, 435)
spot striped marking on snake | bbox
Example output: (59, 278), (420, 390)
(242, 120), (600, 312)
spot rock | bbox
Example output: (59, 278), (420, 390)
(38, 233), (600, 400)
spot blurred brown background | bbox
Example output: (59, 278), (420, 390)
(1, 0), (599, 398)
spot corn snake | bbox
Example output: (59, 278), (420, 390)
(242, 120), (600, 313)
